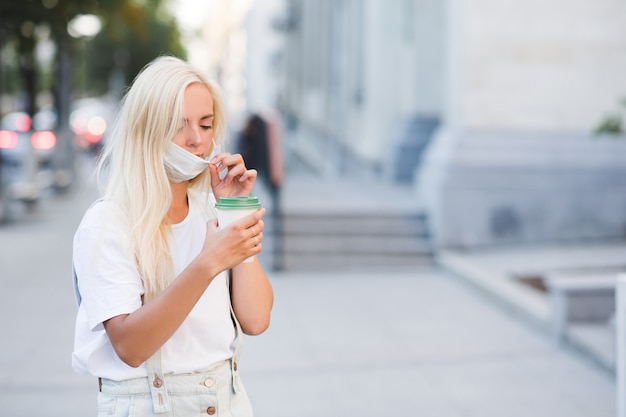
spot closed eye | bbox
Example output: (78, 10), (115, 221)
(200, 115), (214, 130)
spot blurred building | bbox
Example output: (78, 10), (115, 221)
(179, 0), (252, 133)
(416, 0), (626, 249)
(259, 0), (444, 180)
(245, 0), (285, 115)
(246, 0), (626, 249)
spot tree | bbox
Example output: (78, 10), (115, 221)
(83, 1), (186, 96)
(594, 98), (626, 137)
(0, 0), (184, 189)
(0, 0), (184, 114)
(0, 0), (100, 117)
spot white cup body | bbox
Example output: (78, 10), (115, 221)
(216, 208), (258, 263)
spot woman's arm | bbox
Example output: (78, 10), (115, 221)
(104, 211), (266, 367)
(208, 150), (274, 334)
(103, 259), (218, 367)
(230, 258), (274, 335)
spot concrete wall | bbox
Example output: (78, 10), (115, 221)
(245, 0), (285, 115)
(418, 0), (626, 248)
(280, 0), (444, 177)
(450, 0), (626, 130)
(418, 128), (626, 248)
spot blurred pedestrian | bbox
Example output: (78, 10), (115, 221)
(72, 56), (273, 417)
(237, 111), (285, 271)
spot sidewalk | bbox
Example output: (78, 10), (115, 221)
(242, 268), (615, 417)
(439, 243), (624, 372)
(0, 169), (617, 416)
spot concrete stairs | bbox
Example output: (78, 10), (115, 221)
(255, 176), (434, 271)
(275, 211), (433, 270)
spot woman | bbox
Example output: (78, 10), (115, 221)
(72, 56), (273, 416)
(237, 112), (284, 271)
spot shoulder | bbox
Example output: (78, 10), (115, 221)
(75, 199), (130, 250)
(79, 199), (127, 230)
(188, 188), (217, 219)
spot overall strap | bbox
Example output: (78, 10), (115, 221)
(228, 269), (245, 394)
(145, 340), (172, 413)
(72, 264), (82, 307)
(144, 269), (243, 411)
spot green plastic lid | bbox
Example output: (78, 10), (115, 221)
(215, 195), (262, 209)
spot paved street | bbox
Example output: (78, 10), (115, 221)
(0, 166), (617, 417)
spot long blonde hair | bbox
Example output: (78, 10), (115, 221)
(96, 56), (227, 300)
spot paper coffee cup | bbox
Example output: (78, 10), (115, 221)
(215, 195), (262, 263)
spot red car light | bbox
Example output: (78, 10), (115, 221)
(31, 131), (56, 150)
(0, 130), (18, 149)
(15, 114), (32, 132)
(85, 132), (103, 144)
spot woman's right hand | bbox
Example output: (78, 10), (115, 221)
(200, 208), (266, 274)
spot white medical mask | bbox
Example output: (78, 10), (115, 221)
(163, 142), (210, 183)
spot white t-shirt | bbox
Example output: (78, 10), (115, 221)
(72, 191), (235, 381)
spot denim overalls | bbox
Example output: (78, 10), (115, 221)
(73, 267), (253, 417)
(96, 303), (253, 417)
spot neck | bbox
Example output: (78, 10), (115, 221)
(169, 181), (189, 224)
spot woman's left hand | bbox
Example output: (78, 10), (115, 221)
(209, 152), (257, 199)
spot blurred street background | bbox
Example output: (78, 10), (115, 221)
(1, 0), (626, 416)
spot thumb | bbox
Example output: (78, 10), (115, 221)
(206, 218), (219, 234)
(208, 163), (221, 189)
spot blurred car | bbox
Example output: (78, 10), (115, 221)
(0, 110), (58, 222)
(70, 97), (116, 155)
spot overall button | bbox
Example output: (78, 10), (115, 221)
(203, 378), (214, 388)
(233, 362), (238, 371)
(153, 377), (163, 388)
(206, 406), (216, 415)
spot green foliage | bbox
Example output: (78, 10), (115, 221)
(83, 2), (186, 96)
(594, 98), (626, 137)
(0, 0), (185, 107)
(0, 0), (101, 42)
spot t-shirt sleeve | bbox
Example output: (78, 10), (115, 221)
(73, 202), (144, 331)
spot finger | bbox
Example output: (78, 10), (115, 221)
(208, 164), (220, 188)
(253, 209), (266, 222)
(211, 159), (229, 179)
(212, 153), (243, 170)
(209, 152), (230, 165)
(223, 152), (244, 164)
(224, 164), (246, 183)
(247, 220), (265, 241)
(253, 219), (265, 235)
(234, 209), (265, 230)
(238, 169), (258, 183)
(205, 218), (219, 234)
(209, 153), (233, 176)
(251, 232), (263, 248)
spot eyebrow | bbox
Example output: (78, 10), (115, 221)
(181, 115), (214, 125)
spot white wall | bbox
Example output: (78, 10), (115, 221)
(455, 0), (626, 131)
(245, 0), (285, 114)
(418, 0), (626, 248)
(342, 0), (444, 164)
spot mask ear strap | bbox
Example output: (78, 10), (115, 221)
(209, 138), (220, 160)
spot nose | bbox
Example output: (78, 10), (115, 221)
(186, 126), (201, 147)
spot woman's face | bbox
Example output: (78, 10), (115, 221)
(172, 83), (215, 158)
